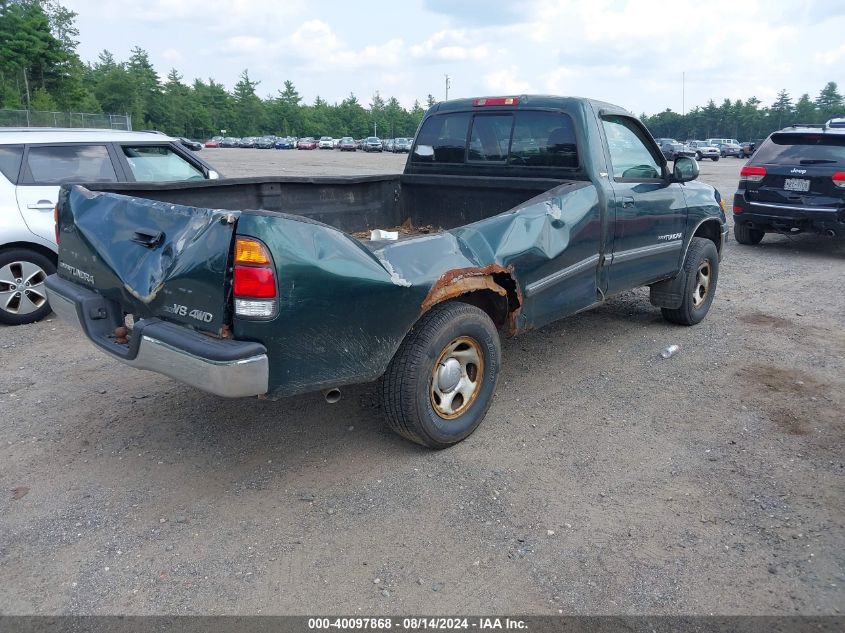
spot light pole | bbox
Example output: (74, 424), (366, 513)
(445, 74), (451, 101)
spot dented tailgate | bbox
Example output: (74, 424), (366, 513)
(56, 186), (238, 334)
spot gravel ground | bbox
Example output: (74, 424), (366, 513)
(1, 150), (843, 615)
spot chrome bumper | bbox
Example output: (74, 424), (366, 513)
(46, 276), (269, 398)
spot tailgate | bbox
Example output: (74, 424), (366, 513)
(56, 185), (238, 334)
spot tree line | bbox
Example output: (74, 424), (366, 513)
(0, 0), (432, 139)
(639, 84), (843, 142)
(1, 0), (843, 141)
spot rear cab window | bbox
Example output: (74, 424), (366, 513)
(22, 145), (118, 185)
(0, 145), (24, 184)
(120, 145), (205, 182)
(412, 109), (580, 169)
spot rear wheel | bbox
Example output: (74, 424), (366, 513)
(711, 156), (719, 161)
(661, 237), (719, 326)
(734, 221), (765, 245)
(381, 302), (501, 448)
(695, 152), (702, 161)
(0, 249), (55, 325)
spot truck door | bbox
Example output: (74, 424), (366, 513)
(599, 115), (688, 295)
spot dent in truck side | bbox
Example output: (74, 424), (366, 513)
(234, 180), (604, 398)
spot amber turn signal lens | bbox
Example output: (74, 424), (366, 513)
(235, 238), (271, 265)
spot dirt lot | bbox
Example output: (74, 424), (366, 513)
(1, 150), (843, 615)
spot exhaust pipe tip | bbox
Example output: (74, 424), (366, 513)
(323, 388), (341, 404)
(825, 229), (836, 238)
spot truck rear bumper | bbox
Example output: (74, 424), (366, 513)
(45, 275), (269, 398)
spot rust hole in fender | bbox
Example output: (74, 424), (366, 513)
(421, 264), (523, 336)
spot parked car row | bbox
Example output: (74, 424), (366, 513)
(651, 135), (770, 161)
(204, 134), (416, 152)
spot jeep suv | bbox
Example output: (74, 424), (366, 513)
(732, 123), (845, 244)
(0, 128), (220, 324)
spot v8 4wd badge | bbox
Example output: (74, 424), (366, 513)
(163, 303), (213, 322)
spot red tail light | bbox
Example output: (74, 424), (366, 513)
(233, 237), (277, 318)
(234, 266), (276, 298)
(740, 166), (766, 182)
(833, 171), (845, 188)
(733, 205), (743, 214)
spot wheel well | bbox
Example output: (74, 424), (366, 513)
(455, 289), (509, 328)
(0, 242), (58, 265)
(420, 266), (523, 335)
(693, 220), (722, 254)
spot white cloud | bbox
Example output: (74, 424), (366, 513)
(410, 30), (489, 61)
(484, 65), (532, 94)
(64, 0), (845, 115)
(815, 43), (845, 66)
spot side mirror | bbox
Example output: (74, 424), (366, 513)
(207, 169), (220, 180)
(673, 156), (699, 183)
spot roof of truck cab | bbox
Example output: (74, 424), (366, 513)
(427, 95), (632, 117)
(0, 128), (176, 144)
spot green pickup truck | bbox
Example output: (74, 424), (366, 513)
(45, 96), (728, 448)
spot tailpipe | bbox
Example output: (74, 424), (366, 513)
(323, 388), (341, 404)
(824, 229), (837, 238)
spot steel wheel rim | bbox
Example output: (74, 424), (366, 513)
(0, 261), (48, 316)
(692, 259), (712, 309)
(430, 336), (484, 420)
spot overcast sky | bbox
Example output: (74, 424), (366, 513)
(64, 0), (845, 114)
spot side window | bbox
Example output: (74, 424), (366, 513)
(0, 145), (24, 184)
(601, 116), (662, 180)
(468, 114), (512, 162)
(412, 113), (471, 163)
(509, 111), (579, 168)
(24, 145), (117, 185)
(121, 145), (205, 182)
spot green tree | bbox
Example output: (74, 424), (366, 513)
(793, 93), (817, 124)
(771, 89), (793, 128)
(232, 69), (263, 134)
(815, 81), (843, 120)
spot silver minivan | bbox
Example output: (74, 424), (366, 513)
(0, 128), (220, 324)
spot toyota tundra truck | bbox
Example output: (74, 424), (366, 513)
(45, 96), (728, 448)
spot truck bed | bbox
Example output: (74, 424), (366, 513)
(81, 174), (570, 238)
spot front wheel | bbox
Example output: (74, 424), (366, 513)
(0, 249), (56, 325)
(661, 237), (719, 326)
(381, 302), (501, 448)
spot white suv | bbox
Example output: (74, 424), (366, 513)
(0, 128), (220, 325)
(318, 136), (334, 149)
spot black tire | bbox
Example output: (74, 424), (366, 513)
(695, 152), (702, 161)
(661, 237), (719, 326)
(711, 156), (719, 161)
(381, 302), (501, 449)
(0, 248), (56, 325)
(734, 221), (765, 245)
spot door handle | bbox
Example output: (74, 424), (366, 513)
(621, 196), (635, 209)
(131, 229), (165, 248)
(27, 200), (55, 210)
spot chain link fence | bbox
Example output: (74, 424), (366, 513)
(0, 109), (132, 130)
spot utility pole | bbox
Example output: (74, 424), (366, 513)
(445, 74), (451, 101)
(682, 71), (685, 119)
